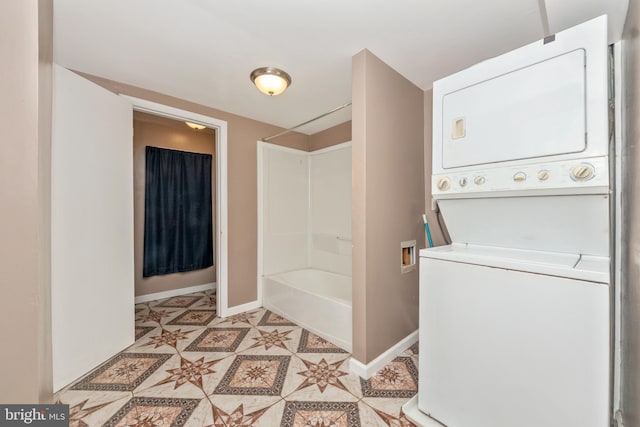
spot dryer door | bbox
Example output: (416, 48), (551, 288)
(441, 49), (586, 169)
(431, 15), (609, 176)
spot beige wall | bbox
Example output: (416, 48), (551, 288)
(78, 73), (308, 307)
(352, 50), (425, 363)
(0, 0), (53, 403)
(622, 0), (640, 424)
(133, 112), (217, 296)
(309, 121), (352, 151)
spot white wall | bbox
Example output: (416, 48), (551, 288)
(309, 143), (352, 276)
(262, 145), (309, 275)
(52, 65), (134, 391)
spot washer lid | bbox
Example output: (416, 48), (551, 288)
(435, 195), (610, 258)
(420, 243), (609, 284)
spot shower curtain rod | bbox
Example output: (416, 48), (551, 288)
(261, 102), (352, 142)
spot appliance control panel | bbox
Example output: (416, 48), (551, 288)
(432, 156), (609, 199)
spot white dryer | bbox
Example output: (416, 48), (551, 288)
(404, 16), (612, 427)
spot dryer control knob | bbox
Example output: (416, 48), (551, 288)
(537, 170), (550, 181)
(474, 176), (485, 185)
(571, 164), (594, 181)
(513, 172), (527, 182)
(437, 177), (451, 191)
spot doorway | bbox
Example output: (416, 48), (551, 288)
(132, 112), (216, 302)
(124, 96), (229, 318)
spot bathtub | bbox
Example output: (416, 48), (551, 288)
(262, 268), (352, 352)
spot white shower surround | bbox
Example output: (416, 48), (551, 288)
(257, 141), (352, 351)
(263, 269), (352, 351)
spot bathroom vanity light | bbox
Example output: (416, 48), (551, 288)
(185, 122), (206, 130)
(250, 67), (292, 96)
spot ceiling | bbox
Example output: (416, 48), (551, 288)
(54, 0), (628, 135)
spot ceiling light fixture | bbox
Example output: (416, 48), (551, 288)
(185, 122), (206, 130)
(250, 67), (292, 96)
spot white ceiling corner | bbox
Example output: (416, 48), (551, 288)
(544, 0), (629, 43)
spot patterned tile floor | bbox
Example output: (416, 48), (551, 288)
(55, 289), (419, 426)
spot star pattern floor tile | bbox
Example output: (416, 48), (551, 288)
(409, 341), (419, 355)
(55, 289), (421, 426)
(167, 309), (217, 326)
(215, 309), (260, 326)
(154, 295), (203, 308)
(70, 353), (172, 392)
(136, 307), (180, 325)
(295, 356), (350, 393)
(213, 354), (291, 396)
(297, 329), (348, 353)
(360, 356), (419, 398)
(358, 399), (418, 427)
(258, 309), (297, 326)
(134, 326), (156, 341)
(281, 400), (361, 427)
(55, 392), (131, 427)
(280, 353), (362, 403)
(209, 396), (284, 427)
(103, 396), (200, 427)
(185, 327), (250, 352)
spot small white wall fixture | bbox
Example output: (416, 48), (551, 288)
(122, 96), (229, 317)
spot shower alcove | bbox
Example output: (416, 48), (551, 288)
(258, 141), (352, 351)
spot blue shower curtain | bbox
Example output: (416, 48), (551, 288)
(143, 146), (213, 277)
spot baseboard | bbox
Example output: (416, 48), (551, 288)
(222, 299), (262, 317)
(134, 282), (216, 304)
(349, 329), (418, 379)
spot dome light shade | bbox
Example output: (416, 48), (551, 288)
(185, 122), (206, 130)
(250, 67), (291, 96)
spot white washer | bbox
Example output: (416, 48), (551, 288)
(417, 245), (609, 427)
(404, 16), (612, 427)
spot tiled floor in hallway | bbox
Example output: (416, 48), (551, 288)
(55, 289), (419, 426)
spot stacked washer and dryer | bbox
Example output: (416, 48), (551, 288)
(404, 16), (615, 427)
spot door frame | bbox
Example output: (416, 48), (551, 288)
(123, 96), (229, 317)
